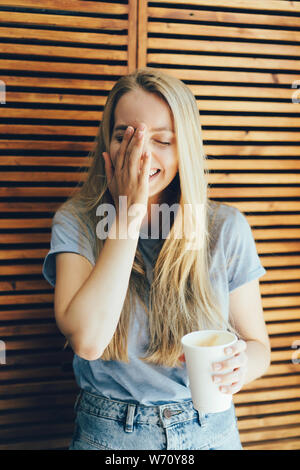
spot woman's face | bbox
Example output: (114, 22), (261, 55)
(109, 89), (179, 206)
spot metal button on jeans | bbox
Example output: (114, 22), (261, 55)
(163, 408), (183, 419)
(163, 409), (172, 419)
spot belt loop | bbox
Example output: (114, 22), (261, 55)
(74, 390), (82, 413)
(197, 411), (207, 428)
(125, 404), (136, 433)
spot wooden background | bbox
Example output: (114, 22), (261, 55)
(0, 0), (299, 450)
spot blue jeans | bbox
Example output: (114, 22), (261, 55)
(69, 389), (243, 450)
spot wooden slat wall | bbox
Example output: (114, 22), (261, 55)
(0, 0), (138, 450)
(137, 0), (300, 450)
(0, 0), (299, 451)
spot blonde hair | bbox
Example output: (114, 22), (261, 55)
(56, 67), (236, 367)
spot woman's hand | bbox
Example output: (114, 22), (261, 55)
(179, 339), (248, 394)
(212, 339), (248, 395)
(102, 123), (151, 219)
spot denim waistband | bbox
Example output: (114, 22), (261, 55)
(75, 389), (208, 432)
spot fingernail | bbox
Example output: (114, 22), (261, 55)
(225, 347), (232, 355)
(213, 363), (222, 371)
(213, 376), (221, 383)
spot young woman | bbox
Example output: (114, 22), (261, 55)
(42, 67), (270, 450)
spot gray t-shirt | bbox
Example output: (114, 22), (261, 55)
(42, 201), (266, 405)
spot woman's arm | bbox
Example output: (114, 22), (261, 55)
(212, 278), (271, 394)
(55, 214), (142, 361)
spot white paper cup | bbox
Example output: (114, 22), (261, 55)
(181, 330), (237, 414)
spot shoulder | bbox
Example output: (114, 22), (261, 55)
(53, 201), (93, 238)
(207, 200), (254, 257)
(208, 200), (246, 235)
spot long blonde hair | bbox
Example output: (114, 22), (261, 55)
(56, 67), (234, 367)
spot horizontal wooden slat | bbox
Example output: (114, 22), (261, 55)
(242, 439), (300, 450)
(0, 12), (128, 30)
(0, 379), (77, 396)
(262, 283), (300, 294)
(238, 413), (300, 430)
(243, 375), (300, 390)
(266, 363), (300, 375)
(149, 6), (300, 29)
(0, 59), (127, 75)
(0, 308), (54, 322)
(0, 293), (54, 305)
(206, 146), (300, 157)
(0, 172), (83, 182)
(0, 390), (78, 411)
(263, 297), (300, 310)
(149, 53), (300, 72)
(0, 323), (59, 336)
(0, 1), (128, 14)
(264, 309), (300, 322)
(234, 387), (300, 404)
(209, 174), (300, 184)
(208, 161), (300, 171)
(158, 67), (298, 85)
(0, 436), (71, 450)
(151, 0), (300, 14)
(149, 21), (300, 42)
(239, 425), (300, 443)
(0, 140), (92, 151)
(0, 421), (73, 442)
(235, 401), (300, 417)
(253, 230), (300, 241)
(149, 38), (300, 58)
(209, 188), (300, 198)
(0, 405), (74, 426)
(246, 215), (300, 226)
(0, 44), (127, 61)
(258, 243), (300, 254)
(0, 279), (55, 292)
(269, 335), (300, 348)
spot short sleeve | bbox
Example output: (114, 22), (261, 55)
(42, 209), (95, 288)
(225, 208), (266, 293)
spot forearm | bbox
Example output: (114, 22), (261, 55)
(244, 340), (271, 385)
(63, 214), (141, 360)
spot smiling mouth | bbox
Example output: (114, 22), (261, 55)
(149, 169), (161, 179)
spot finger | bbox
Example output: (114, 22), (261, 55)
(140, 151), (151, 184)
(128, 126), (146, 177)
(213, 368), (241, 386)
(115, 126), (134, 171)
(213, 352), (247, 372)
(224, 339), (247, 357)
(219, 382), (242, 395)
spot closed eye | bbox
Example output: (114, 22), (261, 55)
(115, 135), (170, 146)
